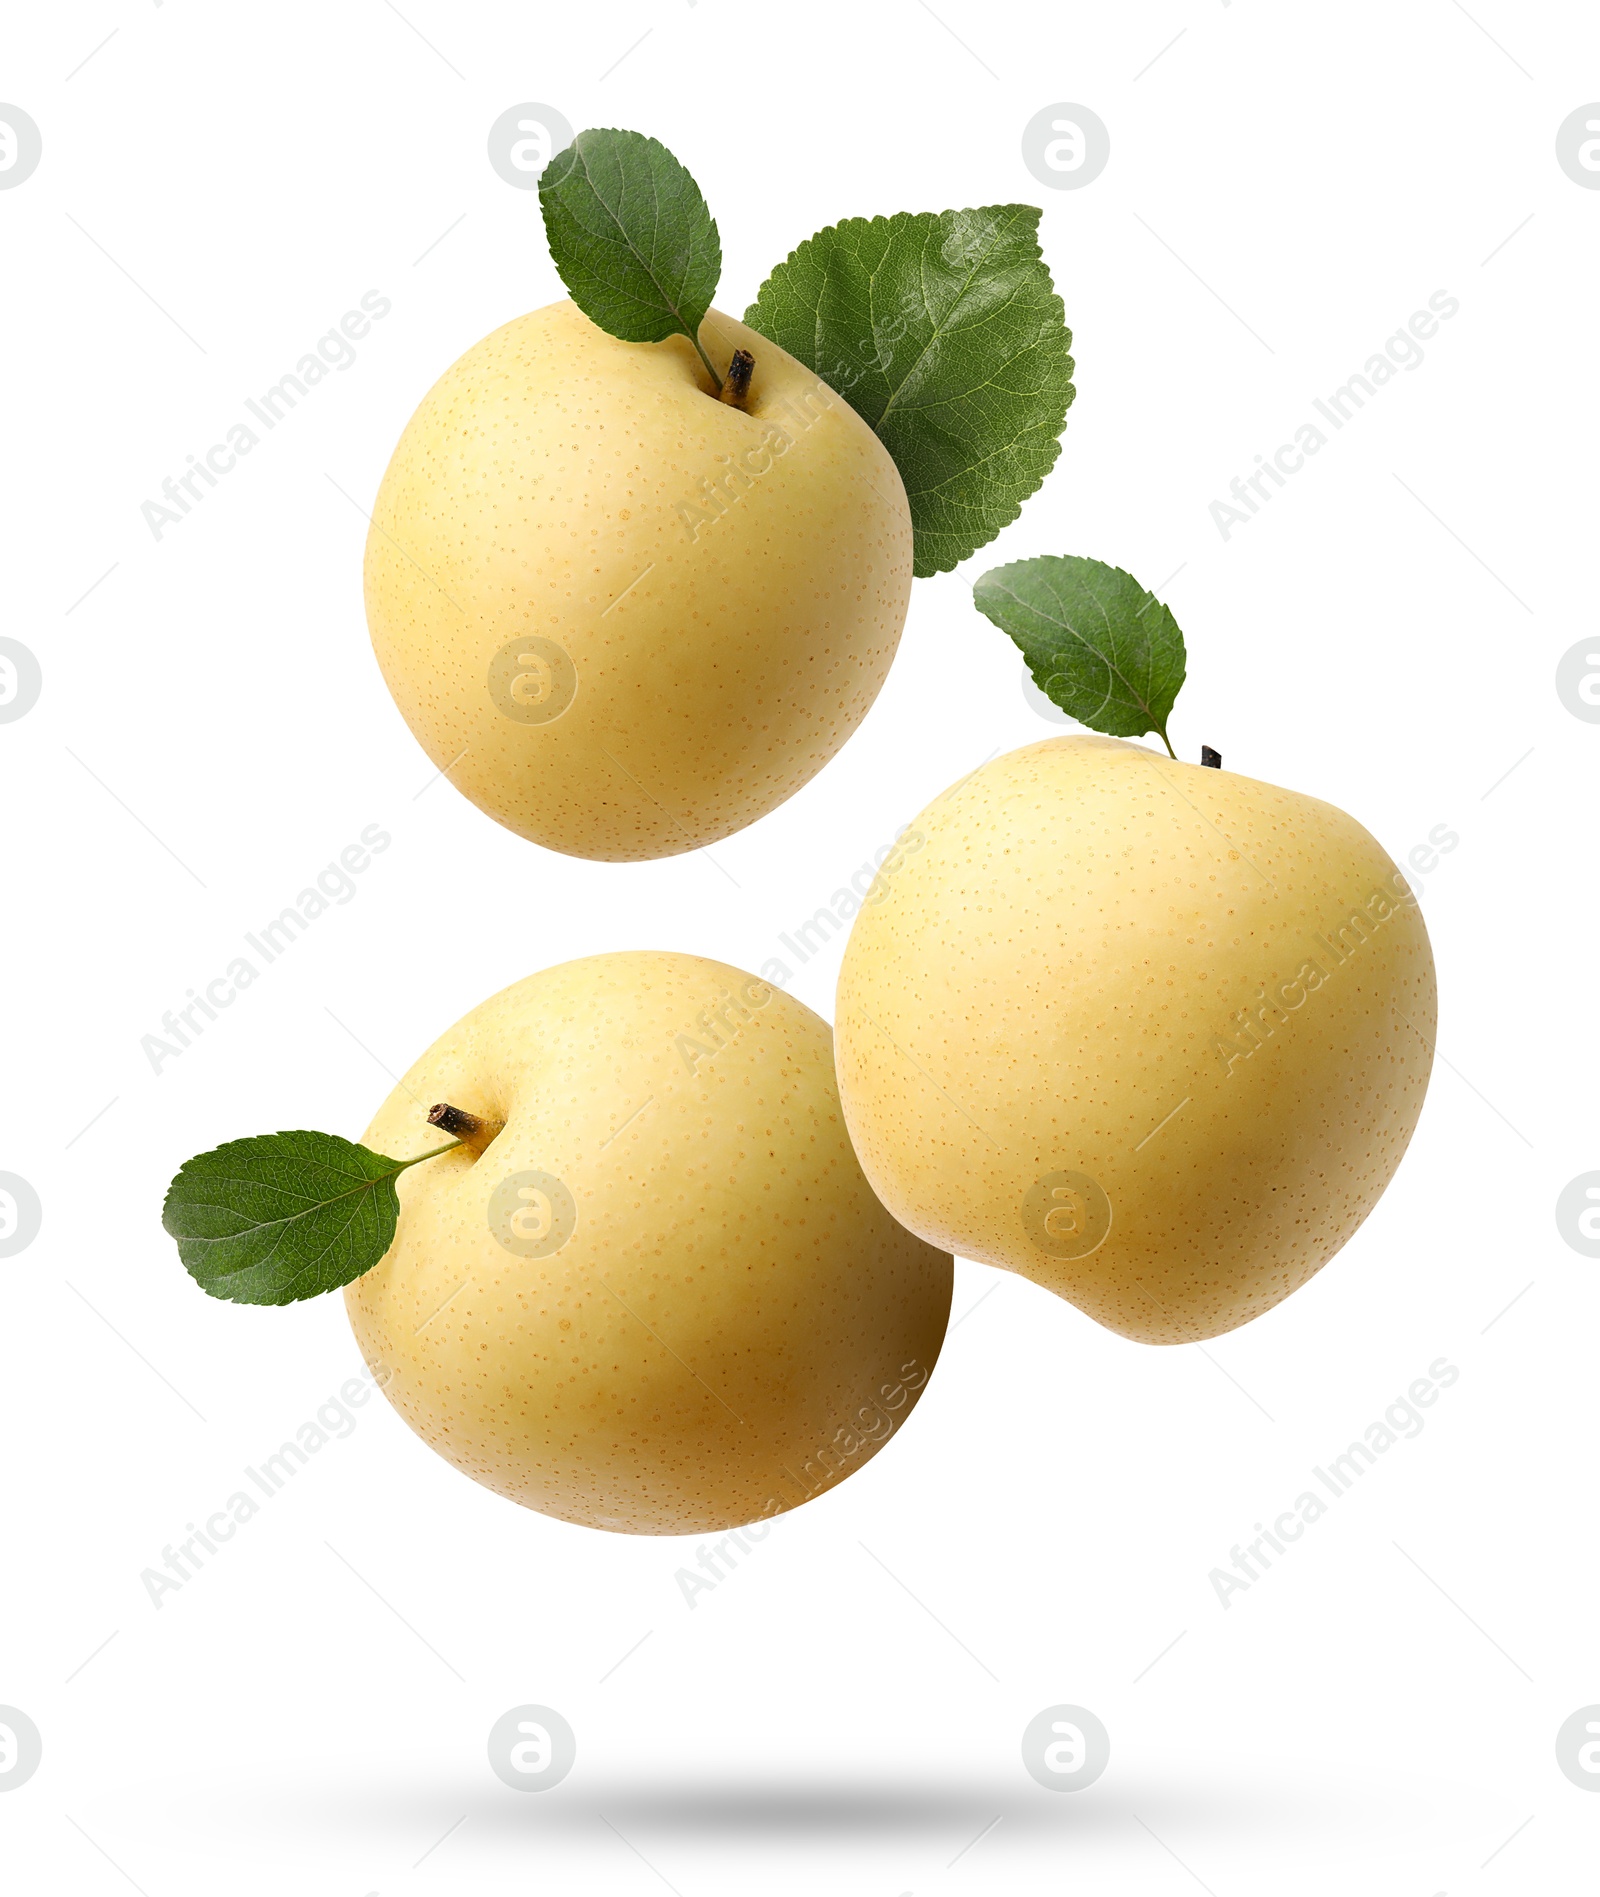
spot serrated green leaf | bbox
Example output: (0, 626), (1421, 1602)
(974, 555), (1187, 752)
(744, 206), (1074, 576)
(161, 1131), (447, 1306)
(539, 127), (722, 374)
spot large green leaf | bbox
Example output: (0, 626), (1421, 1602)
(745, 206), (1075, 575)
(161, 1130), (449, 1306)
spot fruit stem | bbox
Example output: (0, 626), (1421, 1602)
(720, 349), (755, 410)
(1201, 745), (1222, 769)
(426, 1103), (502, 1157)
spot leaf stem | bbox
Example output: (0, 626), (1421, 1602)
(1157, 727), (1177, 761)
(689, 325), (724, 394)
(395, 1142), (462, 1174)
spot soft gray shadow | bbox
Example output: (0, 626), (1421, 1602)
(194, 1767), (1313, 1845)
(539, 1773), (1072, 1838)
(154, 1762), (1491, 1858)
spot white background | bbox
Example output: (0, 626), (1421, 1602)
(3, 2), (1597, 1891)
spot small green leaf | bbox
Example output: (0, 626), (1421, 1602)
(539, 126), (723, 384)
(974, 555), (1187, 755)
(161, 1131), (451, 1306)
(744, 206), (1075, 576)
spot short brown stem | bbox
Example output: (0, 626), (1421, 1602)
(1201, 745), (1222, 769)
(720, 348), (754, 410)
(426, 1103), (502, 1155)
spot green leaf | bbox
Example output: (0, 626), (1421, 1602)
(539, 127), (723, 384)
(161, 1131), (450, 1306)
(744, 206), (1074, 576)
(973, 555), (1187, 755)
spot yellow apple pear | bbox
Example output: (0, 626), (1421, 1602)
(345, 951), (951, 1533)
(364, 302), (912, 860)
(834, 737), (1436, 1344)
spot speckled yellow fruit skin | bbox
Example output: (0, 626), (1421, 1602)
(364, 301), (913, 861)
(834, 738), (1436, 1344)
(344, 952), (951, 1534)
